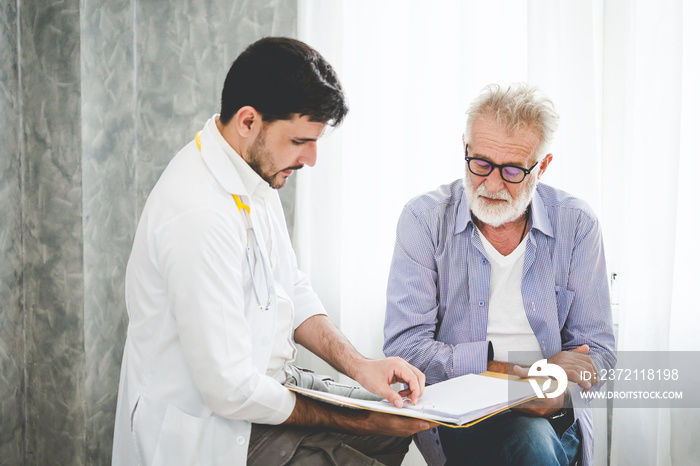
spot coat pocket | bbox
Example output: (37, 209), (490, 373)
(151, 404), (211, 466)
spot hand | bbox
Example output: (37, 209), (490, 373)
(351, 357), (426, 408)
(512, 389), (567, 418)
(513, 345), (597, 391)
(548, 345), (597, 391)
(353, 410), (438, 437)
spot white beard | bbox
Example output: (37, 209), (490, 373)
(464, 166), (539, 228)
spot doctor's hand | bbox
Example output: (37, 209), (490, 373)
(356, 410), (438, 437)
(350, 357), (426, 408)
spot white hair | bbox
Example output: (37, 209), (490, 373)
(465, 83), (560, 161)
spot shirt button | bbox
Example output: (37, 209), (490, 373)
(482, 259), (487, 265)
(236, 435), (246, 445)
(479, 301), (485, 306)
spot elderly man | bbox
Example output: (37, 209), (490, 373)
(384, 83), (616, 465)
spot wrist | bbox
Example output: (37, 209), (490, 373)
(344, 355), (370, 383)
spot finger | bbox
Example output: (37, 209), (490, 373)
(413, 365), (426, 395)
(391, 364), (423, 405)
(513, 364), (528, 378)
(398, 362), (425, 399)
(397, 388), (415, 402)
(408, 364), (426, 400)
(380, 386), (404, 409)
(420, 421), (439, 432)
(572, 344), (590, 354)
(567, 356), (597, 389)
(565, 368), (591, 390)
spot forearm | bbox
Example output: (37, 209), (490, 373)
(282, 392), (433, 437)
(385, 324), (491, 385)
(282, 393), (371, 433)
(295, 315), (426, 407)
(486, 360), (515, 375)
(294, 314), (365, 380)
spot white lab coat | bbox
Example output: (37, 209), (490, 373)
(112, 119), (326, 465)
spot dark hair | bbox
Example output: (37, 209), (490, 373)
(220, 37), (348, 127)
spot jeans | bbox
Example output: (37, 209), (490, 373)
(438, 410), (581, 466)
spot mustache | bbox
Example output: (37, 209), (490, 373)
(284, 165), (304, 172)
(475, 184), (512, 201)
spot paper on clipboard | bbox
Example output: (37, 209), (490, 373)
(286, 372), (542, 428)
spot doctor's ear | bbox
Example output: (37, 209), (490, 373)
(233, 106), (262, 138)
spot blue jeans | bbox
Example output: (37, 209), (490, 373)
(438, 410), (581, 466)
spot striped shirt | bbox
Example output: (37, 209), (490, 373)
(383, 179), (616, 466)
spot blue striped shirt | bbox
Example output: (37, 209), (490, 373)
(383, 179), (616, 466)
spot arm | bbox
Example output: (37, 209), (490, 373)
(282, 391), (435, 437)
(383, 205), (489, 384)
(291, 315), (436, 436)
(294, 314), (426, 407)
(557, 209), (616, 388)
(510, 208), (615, 417)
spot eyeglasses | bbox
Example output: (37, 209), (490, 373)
(464, 144), (538, 184)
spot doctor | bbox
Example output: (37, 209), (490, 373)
(112, 37), (433, 466)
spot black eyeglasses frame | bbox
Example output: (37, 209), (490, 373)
(464, 144), (539, 184)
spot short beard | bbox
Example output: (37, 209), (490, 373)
(247, 129), (302, 190)
(246, 130), (283, 189)
(464, 166), (539, 228)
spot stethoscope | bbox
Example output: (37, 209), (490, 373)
(196, 131), (275, 311)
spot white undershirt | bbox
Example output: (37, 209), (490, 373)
(478, 228), (544, 366)
(209, 117), (296, 382)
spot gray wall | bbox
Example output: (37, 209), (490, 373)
(0, 1), (297, 464)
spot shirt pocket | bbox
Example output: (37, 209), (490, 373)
(555, 285), (576, 328)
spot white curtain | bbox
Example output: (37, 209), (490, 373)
(296, 1), (700, 464)
(606, 1), (700, 465)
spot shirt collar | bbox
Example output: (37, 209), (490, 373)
(529, 187), (554, 237)
(455, 181), (471, 235)
(205, 115), (274, 200)
(455, 180), (554, 238)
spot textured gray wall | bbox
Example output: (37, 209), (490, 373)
(1, 0), (24, 463)
(80, 1), (136, 463)
(20, 0), (86, 464)
(0, 1), (297, 464)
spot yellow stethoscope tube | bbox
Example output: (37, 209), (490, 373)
(195, 131), (274, 311)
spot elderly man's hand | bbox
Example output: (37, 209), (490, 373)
(547, 345), (597, 391)
(513, 345), (597, 391)
(351, 357), (426, 408)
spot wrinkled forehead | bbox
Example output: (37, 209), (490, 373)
(469, 115), (541, 160)
(469, 112), (542, 143)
